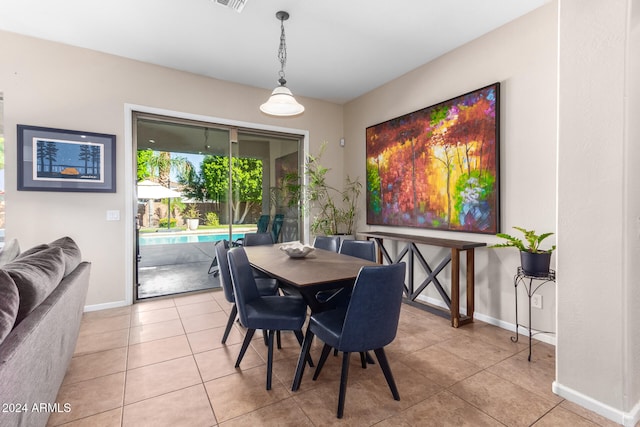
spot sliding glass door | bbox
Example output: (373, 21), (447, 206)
(133, 113), (302, 300)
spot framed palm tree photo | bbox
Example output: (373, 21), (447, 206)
(17, 124), (116, 192)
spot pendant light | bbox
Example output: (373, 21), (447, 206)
(260, 11), (305, 116)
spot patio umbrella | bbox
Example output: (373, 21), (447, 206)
(136, 180), (182, 229)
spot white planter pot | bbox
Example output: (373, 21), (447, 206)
(186, 218), (199, 230)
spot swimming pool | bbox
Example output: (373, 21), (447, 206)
(139, 233), (244, 246)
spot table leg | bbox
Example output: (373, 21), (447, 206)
(466, 249), (475, 322)
(451, 249), (460, 327)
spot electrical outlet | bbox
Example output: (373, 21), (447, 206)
(531, 294), (542, 309)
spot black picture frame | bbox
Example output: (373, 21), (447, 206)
(17, 125), (116, 193)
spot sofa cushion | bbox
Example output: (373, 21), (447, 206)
(0, 270), (19, 344)
(3, 247), (66, 325)
(0, 238), (21, 266)
(17, 243), (49, 259)
(16, 237), (82, 277)
(49, 237), (82, 277)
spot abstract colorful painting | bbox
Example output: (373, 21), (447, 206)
(365, 83), (500, 234)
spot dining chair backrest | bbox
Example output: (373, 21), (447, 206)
(339, 263), (406, 353)
(313, 236), (341, 252)
(214, 240), (234, 304)
(227, 247), (261, 326)
(243, 232), (274, 246)
(256, 215), (270, 233)
(338, 240), (376, 262)
(271, 214), (284, 243)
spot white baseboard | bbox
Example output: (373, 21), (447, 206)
(414, 294), (557, 345)
(84, 300), (130, 312)
(553, 381), (640, 427)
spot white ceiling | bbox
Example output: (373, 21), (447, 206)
(0, 0), (548, 104)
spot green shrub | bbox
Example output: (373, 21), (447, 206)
(158, 218), (177, 228)
(205, 212), (219, 226)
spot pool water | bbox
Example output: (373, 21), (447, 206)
(139, 233), (244, 246)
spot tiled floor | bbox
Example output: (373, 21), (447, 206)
(49, 290), (620, 426)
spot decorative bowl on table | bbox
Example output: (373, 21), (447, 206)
(279, 242), (315, 258)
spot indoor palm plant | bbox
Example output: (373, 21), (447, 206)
(492, 226), (556, 276)
(305, 143), (362, 236)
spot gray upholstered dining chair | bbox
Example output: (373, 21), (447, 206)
(315, 238), (375, 305)
(214, 240), (279, 344)
(292, 262), (406, 418)
(338, 239), (376, 262)
(313, 235), (341, 252)
(243, 232), (274, 246)
(227, 246), (311, 390)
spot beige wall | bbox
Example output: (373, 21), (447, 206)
(0, 30), (344, 307)
(2, 1), (639, 422)
(344, 4), (558, 331)
(556, 0), (640, 423)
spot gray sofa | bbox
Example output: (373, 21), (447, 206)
(0, 237), (90, 427)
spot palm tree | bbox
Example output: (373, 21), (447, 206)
(138, 150), (193, 228)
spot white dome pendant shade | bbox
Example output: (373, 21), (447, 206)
(259, 11), (304, 117)
(260, 80), (305, 116)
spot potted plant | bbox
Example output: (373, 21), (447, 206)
(305, 143), (362, 236)
(182, 203), (200, 231)
(492, 226), (556, 277)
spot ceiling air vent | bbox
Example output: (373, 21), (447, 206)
(214, 0), (247, 13)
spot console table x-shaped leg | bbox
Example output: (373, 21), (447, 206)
(360, 232), (485, 328)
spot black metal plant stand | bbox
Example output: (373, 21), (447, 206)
(511, 267), (556, 361)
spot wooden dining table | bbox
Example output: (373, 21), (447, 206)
(242, 244), (380, 312)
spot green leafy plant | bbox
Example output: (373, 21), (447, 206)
(306, 143), (362, 236)
(205, 212), (219, 226)
(182, 203), (200, 219)
(492, 226), (556, 253)
(158, 218), (177, 228)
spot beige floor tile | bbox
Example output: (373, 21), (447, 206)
(532, 406), (602, 426)
(128, 318), (185, 345)
(180, 310), (230, 333)
(219, 397), (313, 426)
(127, 334), (193, 369)
(559, 400), (622, 427)
(249, 331), (305, 363)
(176, 299), (223, 318)
(63, 347), (128, 385)
(376, 390), (503, 426)
(401, 345), (483, 387)
(204, 366), (290, 423)
(133, 298), (176, 313)
(432, 335), (514, 369)
(79, 314), (131, 336)
(130, 307), (180, 326)
(293, 376), (400, 425)
(122, 384), (216, 427)
(449, 370), (556, 427)
(53, 408), (122, 427)
(124, 356), (202, 404)
(187, 325), (244, 354)
(74, 329), (129, 356)
(173, 291), (216, 306)
(385, 327), (445, 358)
(487, 348), (561, 404)
(60, 299), (621, 427)
(195, 342), (264, 382)
(49, 372), (125, 425)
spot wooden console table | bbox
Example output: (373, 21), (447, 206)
(358, 231), (486, 327)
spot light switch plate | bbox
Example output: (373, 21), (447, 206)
(106, 210), (120, 221)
